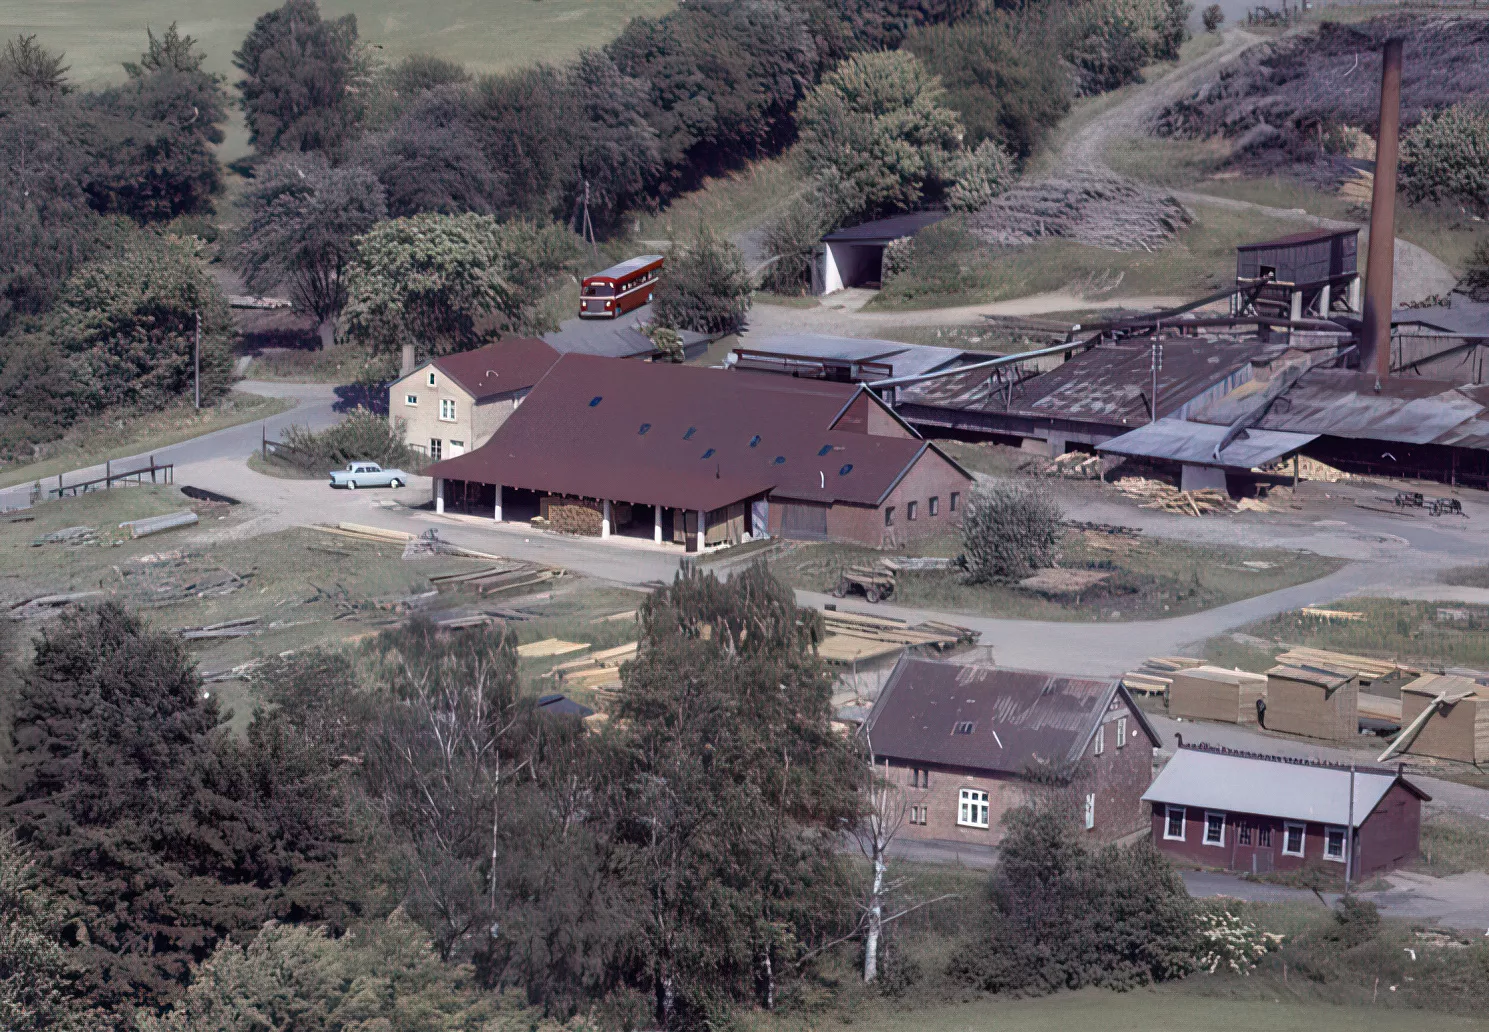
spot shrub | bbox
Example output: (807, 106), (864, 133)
(881, 236), (915, 282)
(960, 480), (1063, 583)
(1063, 0), (1191, 96)
(277, 409), (426, 474)
(1462, 240), (1489, 301)
(652, 225), (752, 334)
(945, 139), (1016, 212)
(1202, 4), (1224, 31)
(1401, 102), (1489, 213)
(761, 194), (834, 296)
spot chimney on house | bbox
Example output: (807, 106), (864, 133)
(1359, 38), (1403, 379)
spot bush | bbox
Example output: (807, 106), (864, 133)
(1063, 0), (1191, 96)
(1401, 102), (1489, 213)
(881, 236), (915, 282)
(1462, 240), (1489, 301)
(652, 225), (752, 334)
(945, 140), (1016, 212)
(761, 194), (834, 296)
(960, 480), (1063, 583)
(1202, 4), (1224, 31)
(277, 409), (426, 474)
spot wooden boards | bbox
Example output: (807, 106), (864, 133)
(816, 609), (978, 665)
(1273, 646), (1414, 688)
(1121, 655), (1202, 695)
(517, 638), (590, 659)
(1396, 674), (1488, 763)
(1169, 665), (1267, 724)
(1265, 663), (1359, 741)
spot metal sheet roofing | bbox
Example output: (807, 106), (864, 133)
(822, 211), (948, 244)
(1097, 418), (1317, 469)
(1392, 296), (1489, 338)
(1237, 228), (1357, 250)
(735, 334), (970, 381)
(585, 254), (664, 281)
(427, 338), (560, 402)
(861, 656), (1158, 774)
(423, 355), (967, 512)
(1142, 748), (1428, 827)
(898, 340), (1270, 431)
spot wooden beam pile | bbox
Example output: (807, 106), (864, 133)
(1273, 646), (1415, 688)
(517, 638), (590, 659)
(428, 564), (563, 597)
(817, 610), (978, 665)
(550, 643), (639, 692)
(1121, 655), (1203, 695)
(1113, 478), (1235, 515)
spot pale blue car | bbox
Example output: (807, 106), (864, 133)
(328, 462), (408, 490)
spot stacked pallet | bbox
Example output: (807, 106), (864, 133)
(1113, 478), (1235, 515)
(314, 522), (413, 545)
(428, 564), (563, 596)
(1169, 665), (1268, 724)
(1273, 646), (1414, 690)
(817, 610), (978, 664)
(1395, 675), (1488, 763)
(1121, 655), (1202, 695)
(551, 642), (639, 691)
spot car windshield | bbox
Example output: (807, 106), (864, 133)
(583, 284), (614, 297)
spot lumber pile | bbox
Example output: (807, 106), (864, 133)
(1121, 655), (1203, 695)
(1025, 451), (1104, 479)
(31, 525), (95, 547)
(177, 616), (260, 640)
(517, 638), (590, 659)
(1273, 646), (1415, 689)
(1299, 606), (1364, 622)
(1265, 660), (1359, 741)
(1357, 693), (1403, 724)
(542, 500), (603, 536)
(1113, 478), (1235, 515)
(1394, 674), (1488, 763)
(428, 563), (563, 596)
(8, 590), (106, 621)
(315, 522), (413, 545)
(1018, 568), (1111, 595)
(550, 642), (639, 692)
(1169, 665), (1268, 724)
(121, 510), (198, 538)
(817, 609), (978, 665)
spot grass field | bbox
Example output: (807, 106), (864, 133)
(0, 392), (294, 489)
(635, 154), (807, 245)
(771, 530), (1343, 622)
(752, 987), (1489, 1032)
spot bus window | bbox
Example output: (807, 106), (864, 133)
(583, 284), (614, 297)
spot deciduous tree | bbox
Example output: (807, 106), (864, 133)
(651, 225), (752, 334)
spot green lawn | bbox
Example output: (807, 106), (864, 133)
(754, 989), (1489, 1032)
(772, 530), (1343, 622)
(635, 153), (808, 243)
(0, 392), (294, 489)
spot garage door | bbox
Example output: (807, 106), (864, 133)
(779, 501), (828, 541)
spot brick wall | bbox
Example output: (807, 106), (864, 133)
(1357, 782), (1421, 875)
(825, 448), (970, 546)
(831, 394), (916, 438)
(892, 762), (1027, 847)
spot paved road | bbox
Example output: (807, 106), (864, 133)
(0, 381), (353, 512)
(1184, 869), (1489, 933)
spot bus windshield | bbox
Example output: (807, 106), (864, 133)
(583, 284), (614, 297)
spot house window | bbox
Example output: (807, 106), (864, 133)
(953, 721), (975, 735)
(430, 439), (442, 461)
(908, 768), (929, 789)
(907, 501), (918, 521)
(958, 788), (990, 829)
(1084, 793), (1096, 830)
(950, 491), (960, 512)
(440, 398), (457, 421)
(1238, 822), (1253, 845)
(1203, 811), (1226, 847)
(1258, 825), (1272, 848)
(1164, 805), (1185, 841)
(1093, 725), (1105, 756)
(405, 393), (418, 406)
(427, 371), (436, 387)
(1116, 716), (1127, 748)
(449, 440), (464, 452)
(1283, 823), (1305, 857)
(884, 507), (895, 527)
(1324, 827), (1347, 862)
(929, 496), (939, 516)
(909, 806), (928, 826)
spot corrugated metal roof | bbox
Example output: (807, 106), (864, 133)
(1237, 228), (1356, 250)
(428, 338), (560, 402)
(822, 211), (948, 244)
(423, 355), (967, 512)
(1142, 747), (1428, 827)
(585, 254), (664, 281)
(898, 340), (1269, 430)
(1393, 297), (1489, 338)
(861, 656), (1158, 774)
(1097, 418), (1317, 469)
(734, 334), (969, 381)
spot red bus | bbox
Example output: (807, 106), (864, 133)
(580, 254), (664, 318)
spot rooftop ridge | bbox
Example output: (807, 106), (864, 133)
(1179, 741), (1402, 778)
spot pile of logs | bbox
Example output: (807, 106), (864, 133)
(545, 502), (603, 536)
(817, 609), (979, 664)
(1024, 451), (1105, 479)
(428, 563), (562, 596)
(1113, 478), (1235, 515)
(1121, 655), (1203, 695)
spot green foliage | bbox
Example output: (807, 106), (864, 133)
(881, 236), (915, 282)
(1401, 102), (1489, 214)
(760, 194), (834, 296)
(233, 152), (387, 330)
(949, 804), (1197, 995)
(905, 11), (1072, 159)
(0, 35), (71, 104)
(960, 480), (1063, 583)
(1063, 0), (1191, 96)
(136, 914), (500, 1032)
(233, 0), (366, 154)
(341, 214), (577, 361)
(944, 140), (1016, 213)
(278, 410), (427, 474)
(1462, 239), (1489, 301)
(1202, 4), (1224, 32)
(652, 225), (752, 334)
(0, 833), (104, 1032)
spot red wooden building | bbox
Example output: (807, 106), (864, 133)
(1142, 746), (1428, 877)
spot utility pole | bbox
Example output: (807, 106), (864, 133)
(193, 310), (201, 410)
(1344, 763), (1356, 889)
(1150, 340), (1163, 424)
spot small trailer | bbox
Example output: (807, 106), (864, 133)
(833, 565), (895, 604)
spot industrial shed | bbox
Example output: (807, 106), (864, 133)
(818, 212), (948, 294)
(1234, 228), (1361, 321)
(1144, 746), (1428, 877)
(422, 355), (972, 550)
(728, 334), (971, 390)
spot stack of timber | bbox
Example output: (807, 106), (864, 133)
(428, 563), (563, 596)
(550, 642), (639, 695)
(1026, 451), (1104, 479)
(8, 590), (106, 621)
(177, 616), (260, 640)
(517, 638), (590, 659)
(1168, 665), (1268, 724)
(817, 610), (978, 665)
(120, 510), (199, 538)
(1273, 646), (1415, 690)
(1112, 478), (1235, 515)
(1121, 655), (1202, 695)
(1265, 659), (1360, 741)
(1394, 675), (1488, 763)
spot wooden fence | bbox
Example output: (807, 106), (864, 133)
(38, 458), (174, 503)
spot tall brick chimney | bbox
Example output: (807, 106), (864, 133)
(1359, 38), (1403, 380)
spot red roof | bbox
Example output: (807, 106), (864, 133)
(429, 338), (561, 402)
(424, 355), (969, 512)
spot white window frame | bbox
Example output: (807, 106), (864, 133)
(1117, 716), (1127, 748)
(958, 788), (990, 829)
(405, 393), (418, 406)
(1282, 822), (1306, 857)
(1203, 810), (1226, 847)
(1163, 805), (1186, 841)
(439, 398), (457, 422)
(1084, 793), (1096, 830)
(427, 371), (437, 387)
(1093, 725), (1104, 756)
(1323, 826), (1347, 863)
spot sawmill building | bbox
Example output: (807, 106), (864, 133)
(421, 354), (972, 550)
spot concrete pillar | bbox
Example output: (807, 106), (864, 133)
(1318, 283), (1331, 318)
(654, 505), (663, 544)
(494, 485), (503, 522)
(696, 509), (706, 552)
(602, 499), (612, 538)
(434, 478), (444, 514)
(1290, 290), (1303, 323)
